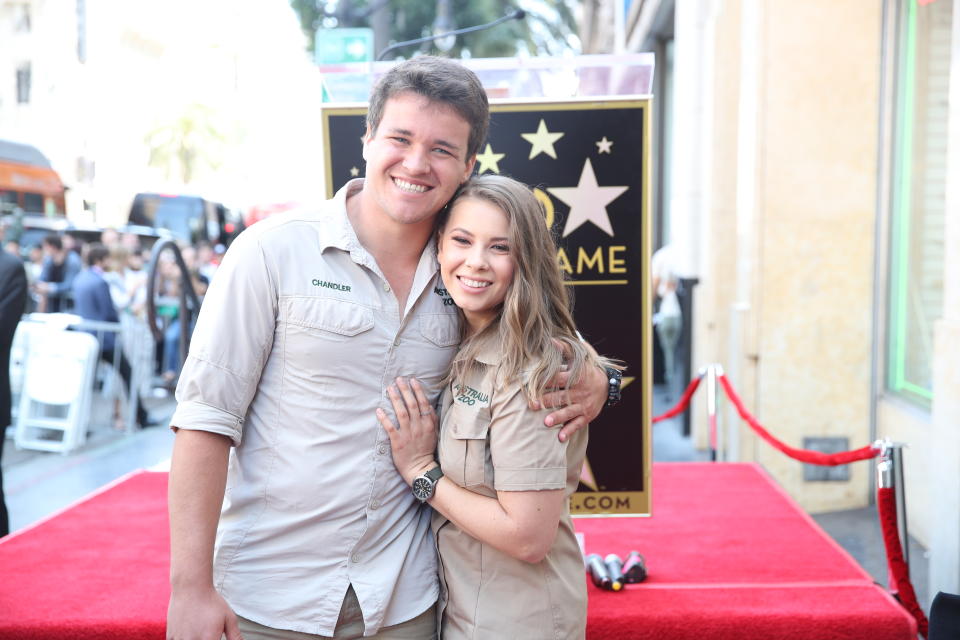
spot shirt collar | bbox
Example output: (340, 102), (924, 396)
(320, 178), (441, 274)
(471, 329), (503, 366)
(317, 178), (366, 254)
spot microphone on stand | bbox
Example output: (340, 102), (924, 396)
(376, 10), (527, 61)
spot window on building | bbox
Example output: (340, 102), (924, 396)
(887, 0), (952, 405)
(13, 4), (30, 32)
(16, 63), (31, 104)
(0, 191), (16, 212)
(76, 0), (87, 63)
(22, 193), (43, 213)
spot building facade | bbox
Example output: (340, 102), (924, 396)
(0, 0), (324, 226)
(608, 0), (960, 604)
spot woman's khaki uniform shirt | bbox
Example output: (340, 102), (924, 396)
(432, 336), (588, 640)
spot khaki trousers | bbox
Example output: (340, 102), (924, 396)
(233, 587), (437, 640)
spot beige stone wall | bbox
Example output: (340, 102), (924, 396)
(693, 0), (883, 511)
(927, 318), (960, 593)
(693, 0), (745, 453)
(650, 0), (957, 594)
(924, 0), (960, 596)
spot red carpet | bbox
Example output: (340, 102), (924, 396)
(0, 472), (170, 640)
(0, 464), (915, 639)
(577, 463), (916, 639)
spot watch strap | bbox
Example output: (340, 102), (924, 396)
(605, 366), (623, 407)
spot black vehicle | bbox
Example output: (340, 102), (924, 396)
(128, 193), (243, 247)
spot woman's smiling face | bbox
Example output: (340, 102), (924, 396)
(437, 197), (516, 335)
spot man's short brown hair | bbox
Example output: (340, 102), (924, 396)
(367, 56), (489, 160)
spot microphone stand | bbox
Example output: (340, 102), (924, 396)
(376, 10), (526, 61)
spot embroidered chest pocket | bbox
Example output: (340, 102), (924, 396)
(419, 314), (460, 348)
(281, 296), (374, 340)
(445, 408), (492, 488)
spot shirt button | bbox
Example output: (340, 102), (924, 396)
(351, 553), (361, 563)
(378, 444), (388, 455)
(393, 337), (401, 347)
(383, 283), (391, 292)
(370, 499), (380, 510)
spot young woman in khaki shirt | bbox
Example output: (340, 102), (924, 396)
(377, 175), (616, 639)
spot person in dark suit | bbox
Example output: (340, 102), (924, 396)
(73, 244), (153, 428)
(36, 234), (82, 313)
(0, 247), (27, 537)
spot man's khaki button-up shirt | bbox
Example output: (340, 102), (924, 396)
(171, 180), (460, 636)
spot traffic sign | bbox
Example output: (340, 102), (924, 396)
(315, 28), (374, 65)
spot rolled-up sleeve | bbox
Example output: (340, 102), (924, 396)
(489, 383), (568, 491)
(170, 230), (278, 446)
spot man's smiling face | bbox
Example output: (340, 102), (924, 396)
(361, 92), (476, 229)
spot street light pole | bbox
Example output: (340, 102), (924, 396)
(376, 9), (526, 61)
(433, 0), (456, 53)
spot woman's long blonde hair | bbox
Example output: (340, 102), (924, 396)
(440, 174), (611, 401)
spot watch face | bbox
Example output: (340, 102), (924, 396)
(412, 477), (432, 501)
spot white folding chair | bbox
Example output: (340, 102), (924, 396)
(14, 328), (100, 454)
(8, 320), (30, 425)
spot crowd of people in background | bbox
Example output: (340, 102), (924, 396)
(0, 220), (219, 393)
(0, 221), (219, 537)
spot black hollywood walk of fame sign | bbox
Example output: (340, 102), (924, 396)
(322, 98), (653, 515)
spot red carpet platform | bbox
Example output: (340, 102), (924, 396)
(578, 463), (916, 639)
(0, 464), (916, 639)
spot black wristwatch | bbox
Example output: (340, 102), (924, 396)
(604, 367), (623, 407)
(412, 466), (444, 502)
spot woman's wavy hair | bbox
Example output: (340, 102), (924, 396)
(438, 174), (611, 401)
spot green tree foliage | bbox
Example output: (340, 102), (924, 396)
(145, 103), (226, 185)
(289, 0), (579, 59)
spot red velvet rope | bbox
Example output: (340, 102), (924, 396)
(718, 374), (880, 465)
(877, 487), (929, 638)
(652, 376), (702, 423)
(711, 374), (923, 632)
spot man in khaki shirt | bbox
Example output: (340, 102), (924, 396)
(165, 57), (608, 640)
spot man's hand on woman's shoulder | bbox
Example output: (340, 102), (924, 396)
(533, 340), (609, 442)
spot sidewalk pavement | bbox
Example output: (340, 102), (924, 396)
(1, 378), (929, 608)
(2, 388), (177, 533)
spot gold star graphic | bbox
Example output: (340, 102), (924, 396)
(580, 458), (599, 491)
(521, 119), (564, 160)
(475, 143), (505, 174)
(596, 136), (613, 154)
(548, 158), (628, 238)
(349, 166), (360, 177)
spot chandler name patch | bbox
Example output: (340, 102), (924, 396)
(312, 279), (351, 292)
